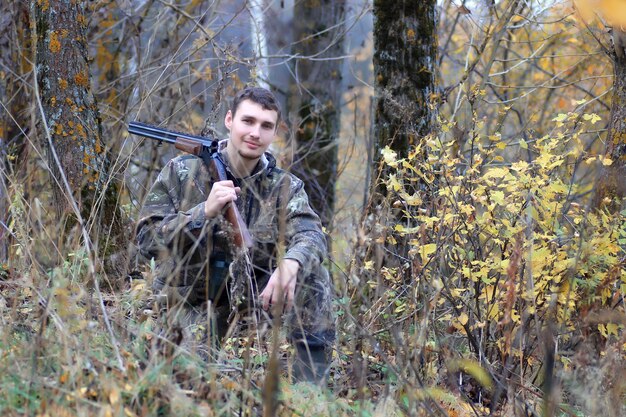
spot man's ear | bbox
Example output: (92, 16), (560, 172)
(224, 110), (233, 130)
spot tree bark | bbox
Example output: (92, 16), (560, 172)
(593, 28), (626, 211)
(367, 0), (438, 274)
(290, 0), (346, 229)
(373, 0), (438, 159)
(0, 1), (30, 264)
(33, 0), (126, 266)
(0, 3), (15, 264)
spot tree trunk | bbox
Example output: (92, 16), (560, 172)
(33, 0), (127, 267)
(0, 1), (30, 264)
(593, 28), (626, 211)
(373, 0), (438, 160)
(0, 2), (15, 264)
(290, 0), (346, 229)
(369, 0), (438, 272)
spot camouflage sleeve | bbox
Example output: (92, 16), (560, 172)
(136, 157), (212, 260)
(283, 177), (327, 275)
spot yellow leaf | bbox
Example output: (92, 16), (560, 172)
(607, 323), (619, 336)
(510, 309), (520, 323)
(583, 113), (601, 124)
(487, 303), (500, 320)
(450, 288), (467, 297)
(109, 387), (120, 405)
(458, 312), (469, 325)
(443, 213), (456, 223)
(519, 138), (528, 149)
(387, 174), (402, 192)
(447, 358), (494, 390)
(600, 157), (613, 166)
(420, 243), (437, 263)
(491, 190), (505, 206)
(395, 224), (421, 234)
(413, 387), (457, 404)
(510, 160), (529, 172)
(381, 146), (398, 167)
(400, 192), (422, 206)
(364, 260), (374, 271)
(418, 216), (440, 227)
(483, 167), (510, 180)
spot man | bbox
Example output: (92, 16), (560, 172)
(136, 86), (335, 383)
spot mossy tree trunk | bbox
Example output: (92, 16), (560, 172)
(593, 28), (626, 211)
(33, 0), (126, 268)
(290, 0), (346, 229)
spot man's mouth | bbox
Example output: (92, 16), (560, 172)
(244, 141), (260, 150)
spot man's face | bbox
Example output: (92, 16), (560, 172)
(225, 99), (278, 161)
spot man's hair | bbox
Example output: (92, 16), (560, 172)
(231, 86), (282, 124)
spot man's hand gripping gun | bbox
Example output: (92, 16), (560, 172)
(128, 121), (253, 249)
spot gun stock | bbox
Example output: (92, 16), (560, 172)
(128, 121), (253, 249)
(209, 153), (253, 249)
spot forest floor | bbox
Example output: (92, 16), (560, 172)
(2, 264), (623, 417)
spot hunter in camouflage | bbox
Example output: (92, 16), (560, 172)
(136, 87), (335, 383)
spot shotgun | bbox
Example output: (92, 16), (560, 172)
(128, 121), (253, 249)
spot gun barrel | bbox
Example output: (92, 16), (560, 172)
(128, 121), (213, 146)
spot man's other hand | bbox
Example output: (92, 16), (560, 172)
(260, 259), (300, 312)
(204, 180), (241, 218)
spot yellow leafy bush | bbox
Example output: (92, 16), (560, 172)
(356, 112), (626, 410)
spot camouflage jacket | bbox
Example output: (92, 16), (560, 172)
(136, 145), (328, 306)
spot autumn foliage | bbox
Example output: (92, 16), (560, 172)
(348, 111), (625, 414)
(1, 0), (625, 416)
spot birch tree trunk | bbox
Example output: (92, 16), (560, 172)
(33, 0), (126, 265)
(290, 0), (346, 229)
(249, 0), (270, 89)
(593, 28), (626, 211)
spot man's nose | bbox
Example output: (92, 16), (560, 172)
(249, 124), (261, 138)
